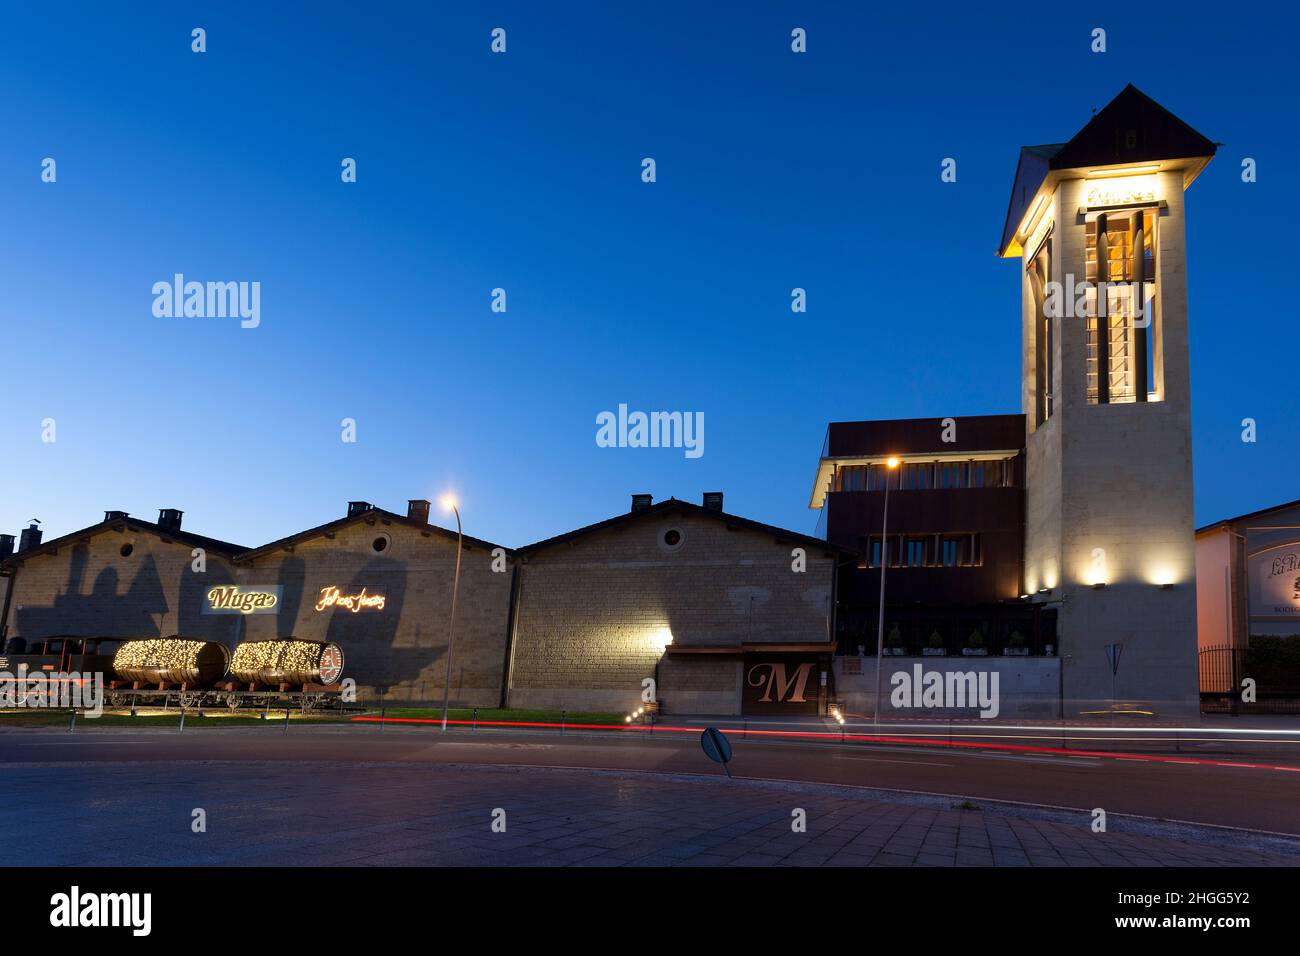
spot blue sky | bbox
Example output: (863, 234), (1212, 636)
(1, 2), (1295, 549)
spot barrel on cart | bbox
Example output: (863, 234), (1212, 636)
(112, 637), (230, 687)
(217, 639), (346, 713)
(227, 639), (344, 687)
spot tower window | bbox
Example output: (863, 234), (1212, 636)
(1085, 209), (1159, 404)
(1028, 238), (1053, 425)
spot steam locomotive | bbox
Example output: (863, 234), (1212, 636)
(0, 635), (347, 713)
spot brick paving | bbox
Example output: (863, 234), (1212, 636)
(2, 761), (1297, 867)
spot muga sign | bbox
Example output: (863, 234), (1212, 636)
(742, 656), (822, 715)
(204, 585), (282, 615)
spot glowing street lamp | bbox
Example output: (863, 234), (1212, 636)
(439, 494), (462, 733)
(873, 456), (902, 725)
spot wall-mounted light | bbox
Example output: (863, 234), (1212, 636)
(1091, 582), (1107, 590)
(1086, 164), (1160, 178)
(1145, 565), (1178, 588)
(1019, 194), (1048, 238)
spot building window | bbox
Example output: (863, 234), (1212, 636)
(864, 534), (982, 569)
(1028, 237), (1053, 426)
(834, 460), (1014, 493)
(1085, 209), (1158, 405)
(659, 527), (685, 552)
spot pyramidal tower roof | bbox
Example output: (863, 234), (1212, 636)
(998, 84), (1217, 257)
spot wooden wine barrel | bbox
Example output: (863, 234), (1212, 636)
(230, 639), (345, 686)
(112, 638), (231, 686)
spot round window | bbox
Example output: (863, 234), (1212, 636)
(659, 528), (685, 552)
(119, 543), (134, 557)
(372, 533), (390, 553)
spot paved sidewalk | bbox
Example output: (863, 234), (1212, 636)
(3, 761), (1297, 867)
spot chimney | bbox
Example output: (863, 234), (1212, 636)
(631, 494), (653, 513)
(702, 491), (724, 512)
(104, 510), (129, 523)
(347, 501), (374, 517)
(158, 508), (183, 532)
(0, 535), (14, 560)
(407, 499), (431, 525)
(18, 521), (43, 553)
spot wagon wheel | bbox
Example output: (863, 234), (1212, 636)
(107, 692), (126, 708)
(226, 693), (243, 712)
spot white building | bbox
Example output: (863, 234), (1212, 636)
(999, 84), (1217, 714)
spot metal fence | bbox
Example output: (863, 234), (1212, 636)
(1199, 644), (1300, 715)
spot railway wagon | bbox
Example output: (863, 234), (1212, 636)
(0, 635), (349, 714)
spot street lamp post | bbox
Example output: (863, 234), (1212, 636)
(439, 496), (463, 733)
(873, 457), (901, 725)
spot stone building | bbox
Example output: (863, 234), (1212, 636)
(0, 510), (246, 650)
(0, 494), (844, 715)
(0, 84), (1225, 719)
(506, 493), (845, 715)
(809, 84), (1218, 717)
(1001, 84), (1213, 713)
(1196, 499), (1300, 651)
(230, 500), (514, 706)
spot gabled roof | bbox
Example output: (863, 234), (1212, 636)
(999, 84), (1217, 257)
(1047, 84), (1217, 172)
(998, 145), (1060, 260)
(1196, 498), (1300, 536)
(235, 507), (508, 562)
(516, 497), (854, 558)
(1, 515), (247, 569)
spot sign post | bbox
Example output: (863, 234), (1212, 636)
(700, 727), (733, 778)
(1104, 642), (1122, 713)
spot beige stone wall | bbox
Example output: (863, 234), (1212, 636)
(1, 517), (515, 707)
(657, 655), (742, 715)
(1023, 171), (1200, 714)
(237, 517), (513, 706)
(1023, 187), (1064, 597)
(507, 508), (835, 714)
(4, 527), (243, 645)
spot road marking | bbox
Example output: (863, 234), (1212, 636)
(975, 752), (1100, 767)
(833, 754), (951, 768)
(12, 739), (153, 745)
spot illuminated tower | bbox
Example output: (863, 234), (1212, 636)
(998, 85), (1216, 713)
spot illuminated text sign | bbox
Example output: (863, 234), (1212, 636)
(204, 585), (281, 615)
(1250, 544), (1300, 618)
(315, 586), (386, 613)
(1084, 177), (1157, 208)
